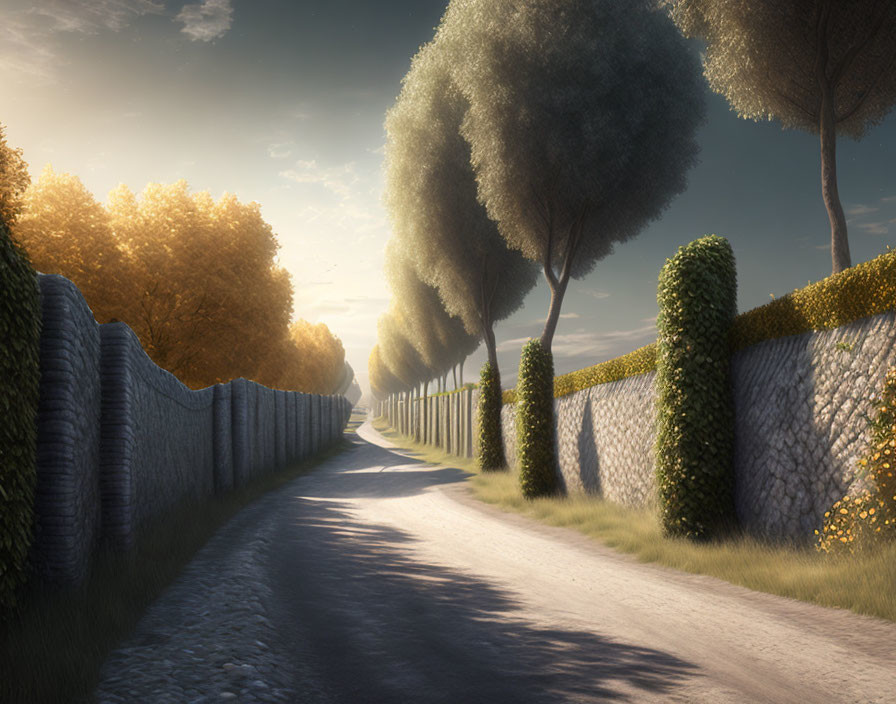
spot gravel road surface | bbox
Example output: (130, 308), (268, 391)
(96, 418), (896, 703)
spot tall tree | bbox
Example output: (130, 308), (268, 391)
(12, 165), (129, 324)
(0, 123), (29, 228)
(260, 319), (346, 394)
(384, 38), (538, 376)
(369, 344), (404, 400)
(106, 181), (294, 388)
(439, 0), (705, 352)
(664, 0), (896, 275)
(383, 240), (478, 392)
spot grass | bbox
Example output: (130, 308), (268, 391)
(372, 415), (896, 624)
(0, 413), (363, 704)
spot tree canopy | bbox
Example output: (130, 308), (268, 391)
(13, 169), (344, 392)
(384, 36), (538, 372)
(663, 0), (896, 274)
(383, 240), (478, 386)
(438, 0), (706, 351)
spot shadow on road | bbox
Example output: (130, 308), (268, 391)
(266, 431), (700, 703)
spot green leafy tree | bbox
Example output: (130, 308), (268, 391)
(663, 0), (896, 275)
(439, 0), (706, 494)
(0, 123), (30, 228)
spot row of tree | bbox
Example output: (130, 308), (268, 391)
(370, 0), (895, 501)
(0, 128), (346, 393)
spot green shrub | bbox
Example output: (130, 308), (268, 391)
(476, 362), (505, 471)
(0, 220), (41, 616)
(655, 234), (737, 540)
(517, 339), (558, 498)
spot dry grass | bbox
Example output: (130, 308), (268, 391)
(374, 416), (896, 623)
(0, 418), (361, 704)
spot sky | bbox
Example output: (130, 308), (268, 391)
(1, 0), (895, 400)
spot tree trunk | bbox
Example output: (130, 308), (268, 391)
(459, 358), (465, 387)
(816, 15), (850, 274)
(540, 271), (570, 352)
(452, 365), (458, 391)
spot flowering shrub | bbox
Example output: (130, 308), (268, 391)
(816, 366), (896, 554)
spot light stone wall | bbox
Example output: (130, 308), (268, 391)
(393, 309), (896, 544)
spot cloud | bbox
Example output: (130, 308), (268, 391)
(559, 313), (580, 319)
(267, 142), (294, 159)
(175, 0), (233, 41)
(0, 1), (162, 83)
(881, 195), (896, 203)
(845, 204), (879, 217)
(367, 144), (386, 156)
(29, 0), (163, 33)
(581, 288), (611, 299)
(280, 160), (360, 200)
(856, 222), (889, 235)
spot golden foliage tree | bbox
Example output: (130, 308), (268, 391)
(259, 319), (346, 394)
(663, 0), (896, 274)
(12, 165), (129, 324)
(105, 181), (294, 388)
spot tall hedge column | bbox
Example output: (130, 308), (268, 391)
(655, 234), (738, 540)
(517, 340), (557, 498)
(476, 362), (505, 470)
(0, 221), (41, 614)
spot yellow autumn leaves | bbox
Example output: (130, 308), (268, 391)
(9, 164), (344, 393)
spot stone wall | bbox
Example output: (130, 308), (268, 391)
(30, 274), (352, 586)
(382, 309), (896, 544)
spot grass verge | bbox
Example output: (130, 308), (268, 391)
(0, 424), (358, 704)
(371, 416), (896, 624)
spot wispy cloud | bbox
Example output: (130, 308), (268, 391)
(29, 0), (163, 33)
(175, 0), (233, 41)
(881, 195), (896, 203)
(559, 312), (580, 319)
(845, 204), (879, 217)
(280, 160), (360, 200)
(0, 1), (162, 83)
(580, 288), (611, 299)
(856, 222), (889, 235)
(267, 142), (294, 159)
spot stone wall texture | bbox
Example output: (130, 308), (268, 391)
(380, 309), (896, 544)
(29, 275), (351, 587)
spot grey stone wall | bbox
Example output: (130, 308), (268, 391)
(31, 275), (103, 586)
(100, 322), (215, 549)
(27, 275), (350, 587)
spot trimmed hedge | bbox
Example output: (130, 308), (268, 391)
(729, 246), (896, 353)
(476, 362), (505, 471)
(0, 220), (41, 615)
(517, 339), (558, 498)
(655, 234), (738, 540)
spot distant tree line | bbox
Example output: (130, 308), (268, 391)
(0, 129), (346, 394)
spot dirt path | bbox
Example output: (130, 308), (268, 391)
(263, 420), (896, 703)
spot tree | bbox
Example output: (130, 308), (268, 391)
(383, 240), (479, 394)
(0, 123), (29, 228)
(261, 319), (346, 394)
(663, 0), (896, 275)
(384, 37), (538, 378)
(106, 181), (294, 388)
(440, 0), (706, 493)
(441, 0), (705, 352)
(369, 344), (404, 400)
(12, 165), (130, 324)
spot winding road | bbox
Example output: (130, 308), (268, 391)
(253, 419), (896, 703)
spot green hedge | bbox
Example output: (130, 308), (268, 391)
(476, 362), (505, 471)
(655, 234), (737, 540)
(517, 340), (558, 498)
(0, 220), (41, 615)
